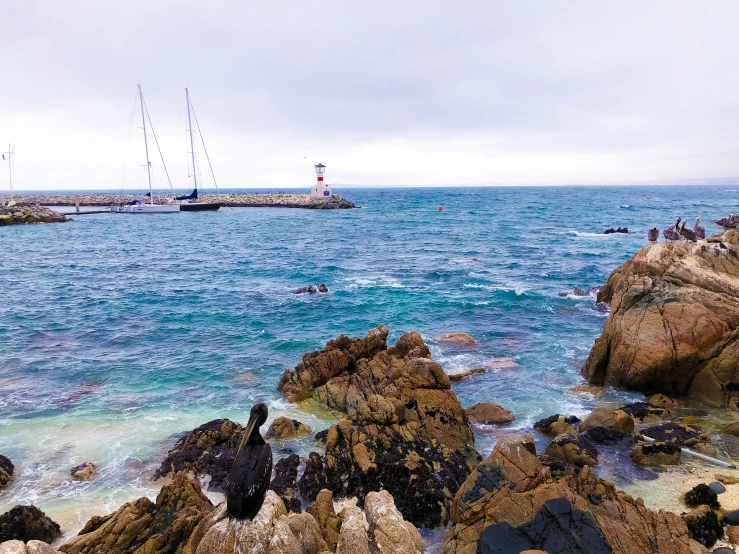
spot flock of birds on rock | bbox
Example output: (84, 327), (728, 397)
(648, 217), (705, 243)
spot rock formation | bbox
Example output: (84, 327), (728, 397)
(70, 463), (98, 481)
(438, 435), (693, 554)
(0, 204), (66, 226)
(0, 455), (13, 489)
(0, 541), (59, 554)
(465, 403), (515, 424)
(277, 325), (478, 528)
(582, 231), (739, 408)
(264, 417), (312, 440)
(533, 414), (580, 437)
(269, 454), (302, 514)
(435, 333), (477, 345)
(0, 507), (61, 544)
(154, 419), (244, 488)
(59, 474), (213, 554)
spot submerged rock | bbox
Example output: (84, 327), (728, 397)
(265, 417), (313, 440)
(682, 505), (722, 548)
(465, 402), (514, 424)
(629, 442), (681, 466)
(277, 326), (478, 528)
(580, 427), (634, 446)
(533, 414), (580, 437)
(641, 422), (715, 454)
(60, 474), (213, 554)
(477, 497), (612, 554)
(582, 231), (739, 409)
(70, 462), (97, 481)
(435, 332), (477, 345)
(603, 227), (628, 234)
(154, 418), (244, 489)
(0, 507), (61, 544)
(684, 483), (720, 510)
(0, 455), (13, 489)
(446, 367), (485, 382)
(439, 435), (692, 554)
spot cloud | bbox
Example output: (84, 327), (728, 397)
(2, 0), (739, 189)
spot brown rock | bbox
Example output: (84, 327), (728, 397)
(579, 407), (634, 434)
(581, 233), (739, 409)
(435, 333), (477, 345)
(465, 403), (515, 425)
(265, 417), (313, 440)
(336, 505), (369, 554)
(306, 490), (341, 552)
(543, 433), (598, 467)
(533, 414), (580, 437)
(446, 367), (485, 382)
(648, 393), (678, 408)
(642, 422), (716, 455)
(364, 490), (424, 554)
(70, 463), (97, 481)
(724, 422), (739, 436)
(727, 524), (739, 544)
(629, 442), (682, 466)
(60, 474), (213, 554)
(567, 384), (605, 397)
(439, 434), (692, 554)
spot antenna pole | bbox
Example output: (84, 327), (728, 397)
(139, 85), (154, 205)
(185, 88), (198, 193)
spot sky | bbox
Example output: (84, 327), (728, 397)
(2, 0), (739, 190)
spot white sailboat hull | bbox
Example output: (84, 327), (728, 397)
(113, 204), (180, 213)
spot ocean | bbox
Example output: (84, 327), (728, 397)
(1, 185), (738, 536)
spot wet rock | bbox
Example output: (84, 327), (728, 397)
(682, 505), (722, 548)
(604, 227), (628, 234)
(297, 452), (327, 502)
(265, 417), (313, 440)
(446, 367), (485, 382)
(724, 509), (739, 526)
(567, 384), (605, 397)
(571, 287), (600, 297)
(0, 507), (61, 544)
(70, 462), (97, 481)
(581, 231), (739, 409)
(439, 435), (692, 554)
(60, 474), (213, 554)
(579, 407), (634, 434)
(306, 490), (341, 551)
(617, 402), (671, 423)
(709, 482), (726, 494)
(154, 418), (244, 489)
(684, 483), (720, 510)
(295, 285), (318, 294)
(641, 422), (716, 455)
(465, 403), (514, 424)
(724, 422), (739, 436)
(477, 497), (612, 554)
(648, 393), (678, 408)
(543, 434), (598, 467)
(313, 430), (329, 444)
(270, 454), (302, 513)
(0, 455), (13, 489)
(533, 414), (580, 437)
(317, 284), (328, 293)
(629, 442), (682, 466)
(364, 490), (424, 554)
(435, 333), (477, 345)
(278, 326), (478, 527)
(580, 427), (634, 446)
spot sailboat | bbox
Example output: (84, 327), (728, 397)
(112, 85), (180, 214)
(178, 88), (220, 212)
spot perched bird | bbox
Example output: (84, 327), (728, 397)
(679, 221), (697, 242)
(647, 227), (659, 242)
(716, 214), (737, 229)
(663, 218), (682, 241)
(224, 403), (272, 519)
(694, 218), (705, 240)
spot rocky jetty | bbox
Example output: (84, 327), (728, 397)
(59, 474), (213, 554)
(183, 488), (423, 554)
(0, 203), (66, 226)
(438, 435), (693, 554)
(0, 455), (13, 489)
(11, 193), (355, 209)
(0, 507), (61, 544)
(582, 230), (739, 408)
(277, 325), (478, 527)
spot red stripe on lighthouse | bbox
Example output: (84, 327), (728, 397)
(317, 176), (324, 182)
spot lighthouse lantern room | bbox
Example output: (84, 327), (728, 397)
(310, 163), (331, 199)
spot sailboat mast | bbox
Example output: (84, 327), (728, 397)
(138, 85), (154, 205)
(7, 144), (11, 200)
(185, 88), (198, 192)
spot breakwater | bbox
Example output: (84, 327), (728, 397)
(8, 192), (355, 209)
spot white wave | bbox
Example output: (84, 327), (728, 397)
(341, 275), (404, 291)
(619, 204), (631, 209)
(462, 282), (528, 296)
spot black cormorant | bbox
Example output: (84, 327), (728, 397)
(224, 403), (273, 519)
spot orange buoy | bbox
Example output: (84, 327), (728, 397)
(438, 206), (443, 211)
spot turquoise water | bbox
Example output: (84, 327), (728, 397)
(1, 185), (738, 534)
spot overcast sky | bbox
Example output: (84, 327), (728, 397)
(2, 0), (739, 190)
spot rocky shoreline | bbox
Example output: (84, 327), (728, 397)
(0, 203), (67, 226)
(5, 193), (356, 209)
(7, 231), (739, 552)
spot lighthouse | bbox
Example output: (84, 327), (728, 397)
(310, 163), (332, 199)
